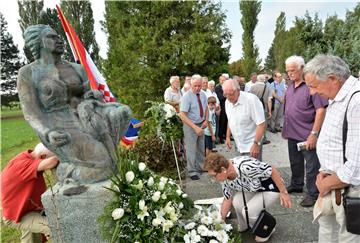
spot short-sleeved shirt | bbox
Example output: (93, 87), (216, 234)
(225, 91), (265, 153)
(222, 156), (279, 200)
(1, 150), (45, 223)
(164, 86), (182, 104)
(282, 81), (328, 141)
(270, 80), (286, 104)
(249, 82), (272, 112)
(180, 90), (208, 124)
(204, 108), (216, 136)
(244, 81), (256, 92)
(205, 89), (220, 105)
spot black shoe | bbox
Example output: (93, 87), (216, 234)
(269, 129), (277, 133)
(286, 185), (303, 193)
(275, 128), (282, 132)
(300, 196), (316, 207)
(263, 140), (271, 145)
(190, 175), (200, 180)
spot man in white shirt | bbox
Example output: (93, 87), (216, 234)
(244, 72), (257, 92)
(223, 79), (266, 160)
(304, 54), (360, 242)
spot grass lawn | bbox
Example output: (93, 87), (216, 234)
(1, 108), (39, 242)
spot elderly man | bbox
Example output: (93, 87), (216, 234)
(164, 76), (182, 112)
(244, 72), (257, 92)
(1, 143), (59, 243)
(181, 76), (192, 94)
(180, 74), (208, 180)
(283, 55), (328, 207)
(215, 74), (228, 144)
(224, 79), (266, 160)
(269, 71), (286, 133)
(304, 54), (360, 242)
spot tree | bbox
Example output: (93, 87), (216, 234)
(60, 0), (100, 65)
(1, 13), (23, 108)
(17, 0), (44, 62)
(228, 59), (244, 76)
(239, 0), (261, 79)
(103, 1), (231, 116)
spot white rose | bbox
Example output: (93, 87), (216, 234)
(160, 177), (168, 183)
(139, 199), (145, 210)
(147, 177), (154, 186)
(138, 162), (146, 171)
(152, 218), (162, 227)
(111, 208), (124, 220)
(158, 181), (165, 191)
(176, 189), (182, 196)
(161, 193), (167, 200)
(178, 202), (184, 209)
(125, 171), (135, 183)
(182, 193), (188, 198)
(209, 240), (219, 243)
(185, 222), (196, 230)
(152, 191), (161, 202)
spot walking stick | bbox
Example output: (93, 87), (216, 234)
(171, 137), (182, 188)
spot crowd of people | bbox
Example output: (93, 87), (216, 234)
(164, 54), (360, 242)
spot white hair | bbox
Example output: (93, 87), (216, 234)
(208, 80), (215, 86)
(191, 74), (202, 84)
(285, 55), (305, 70)
(257, 74), (266, 83)
(169, 76), (179, 84)
(222, 73), (229, 79)
(34, 143), (55, 158)
(304, 54), (350, 82)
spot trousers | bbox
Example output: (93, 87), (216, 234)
(183, 123), (205, 177)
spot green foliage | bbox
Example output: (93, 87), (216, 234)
(0, 13), (23, 98)
(239, 0), (261, 79)
(103, 1), (230, 116)
(228, 59), (244, 77)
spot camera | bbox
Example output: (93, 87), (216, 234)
(297, 142), (307, 151)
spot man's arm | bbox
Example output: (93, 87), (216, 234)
(306, 107), (326, 150)
(37, 156), (59, 171)
(225, 125), (232, 150)
(249, 122), (266, 158)
(179, 112), (203, 136)
(316, 172), (348, 197)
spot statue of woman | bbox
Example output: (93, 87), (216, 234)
(17, 25), (131, 184)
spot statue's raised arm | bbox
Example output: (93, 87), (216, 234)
(18, 25), (131, 184)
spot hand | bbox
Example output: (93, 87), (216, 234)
(306, 134), (317, 150)
(201, 121), (207, 129)
(250, 143), (260, 158)
(225, 137), (232, 150)
(268, 111), (272, 119)
(316, 172), (331, 197)
(279, 192), (292, 208)
(195, 126), (204, 136)
(211, 135), (216, 142)
(47, 130), (70, 147)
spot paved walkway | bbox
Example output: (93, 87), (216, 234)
(183, 131), (319, 243)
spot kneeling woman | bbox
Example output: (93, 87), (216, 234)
(204, 153), (292, 242)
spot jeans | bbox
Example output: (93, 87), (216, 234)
(288, 138), (320, 198)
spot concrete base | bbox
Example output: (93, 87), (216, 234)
(41, 180), (113, 243)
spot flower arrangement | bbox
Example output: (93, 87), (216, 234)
(144, 102), (183, 142)
(99, 150), (240, 243)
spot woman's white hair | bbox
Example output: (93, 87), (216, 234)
(285, 55), (305, 70)
(304, 54), (350, 82)
(257, 74), (266, 83)
(208, 80), (215, 86)
(169, 76), (179, 84)
(34, 143), (55, 158)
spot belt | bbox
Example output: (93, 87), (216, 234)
(335, 189), (342, 206)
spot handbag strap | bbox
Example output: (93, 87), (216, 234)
(238, 160), (267, 230)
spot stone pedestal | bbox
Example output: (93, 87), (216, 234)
(42, 180), (113, 243)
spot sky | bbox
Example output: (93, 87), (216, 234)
(1, 0), (358, 64)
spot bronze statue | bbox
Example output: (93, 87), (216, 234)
(17, 25), (131, 184)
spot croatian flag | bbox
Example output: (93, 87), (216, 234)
(56, 5), (115, 102)
(56, 5), (141, 146)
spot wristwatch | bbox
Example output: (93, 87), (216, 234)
(311, 131), (319, 137)
(253, 141), (261, 146)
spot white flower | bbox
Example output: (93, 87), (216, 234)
(158, 181), (165, 191)
(139, 199), (145, 210)
(152, 191), (161, 202)
(222, 223), (233, 232)
(169, 211), (178, 221)
(197, 225), (209, 236)
(189, 229), (201, 243)
(161, 193), (167, 200)
(137, 208), (149, 221)
(209, 240), (219, 243)
(215, 230), (229, 243)
(178, 202), (184, 209)
(147, 177), (154, 186)
(182, 193), (188, 198)
(162, 219), (174, 232)
(160, 177), (168, 183)
(176, 189), (182, 196)
(163, 104), (176, 119)
(125, 171), (135, 183)
(152, 218), (162, 227)
(111, 208), (124, 220)
(185, 222), (196, 230)
(132, 180), (143, 190)
(201, 216), (213, 225)
(138, 162), (146, 171)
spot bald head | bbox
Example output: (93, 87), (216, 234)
(223, 79), (240, 104)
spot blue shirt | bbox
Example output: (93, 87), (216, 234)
(180, 90), (208, 124)
(270, 80), (286, 104)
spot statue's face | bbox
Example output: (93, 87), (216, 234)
(41, 28), (64, 55)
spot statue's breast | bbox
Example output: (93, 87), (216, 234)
(38, 77), (68, 111)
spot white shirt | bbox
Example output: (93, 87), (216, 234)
(317, 76), (360, 185)
(244, 81), (256, 92)
(164, 86), (181, 104)
(225, 91), (265, 153)
(205, 89), (220, 105)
